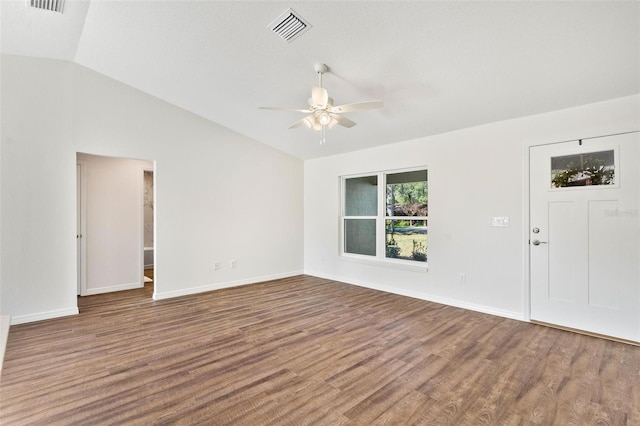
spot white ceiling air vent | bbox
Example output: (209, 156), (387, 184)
(268, 9), (311, 43)
(28, 0), (65, 13)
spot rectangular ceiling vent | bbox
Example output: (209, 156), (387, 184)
(268, 8), (311, 43)
(28, 0), (65, 13)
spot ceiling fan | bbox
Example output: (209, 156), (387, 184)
(259, 63), (383, 143)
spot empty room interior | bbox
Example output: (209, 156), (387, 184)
(1, 1), (639, 424)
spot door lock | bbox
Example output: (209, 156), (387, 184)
(532, 227), (540, 234)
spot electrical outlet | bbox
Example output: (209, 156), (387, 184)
(214, 262), (220, 271)
(458, 273), (466, 283)
(231, 259), (237, 268)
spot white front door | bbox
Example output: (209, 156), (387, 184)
(529, 132), (639, 342)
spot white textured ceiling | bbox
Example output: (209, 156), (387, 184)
(2, 1), (639, 159)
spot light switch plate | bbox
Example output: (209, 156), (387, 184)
(492, 216), (510, 227)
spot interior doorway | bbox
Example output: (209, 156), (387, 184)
(76, 153), (155, 297)
(143, 169), (155, 290)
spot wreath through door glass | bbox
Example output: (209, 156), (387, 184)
(550, 150), (615, 188)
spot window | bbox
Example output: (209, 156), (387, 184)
(341, 168), (428, 265)
(550, 150), (615, 188)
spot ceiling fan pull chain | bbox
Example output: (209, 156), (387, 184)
(320, 126), (326, 144)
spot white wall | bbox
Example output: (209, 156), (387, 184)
(1, 54), (304, 323)
(77, 153), (153, 295)
(2, 52), (637, 326)
(304, 95), (640, 320)
(1, 56), (77, 323)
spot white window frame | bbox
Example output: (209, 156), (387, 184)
(340, 166), (428, 272)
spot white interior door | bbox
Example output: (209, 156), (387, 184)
(77, 163), (81, 295)
(76, 161), (86, 296)
(529, 133), (639, 342)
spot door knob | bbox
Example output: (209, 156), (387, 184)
(532, 239), (547, 246)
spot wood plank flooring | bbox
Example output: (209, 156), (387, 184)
(1, 275), (638, 425)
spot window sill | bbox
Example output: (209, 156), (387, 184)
(339, 254), (428, 273)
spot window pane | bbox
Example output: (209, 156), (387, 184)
(551, 150), (615, 188)
(345, 176), (378, 216)
(345, 219), (376, 256)
(386, 219), (427, 262)
(386, 170), (428, 217)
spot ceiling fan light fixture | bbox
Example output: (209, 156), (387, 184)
(318, 112), (331, 126)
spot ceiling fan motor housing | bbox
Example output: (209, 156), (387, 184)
(314, 63), (328, 74)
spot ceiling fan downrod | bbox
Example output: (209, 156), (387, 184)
(315, 63), (328, 88)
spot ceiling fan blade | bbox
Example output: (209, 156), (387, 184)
(259, 106), (312, 113)
(330, 113), (357, 128)
(330, 100), (383, 113)
(311, 86), (329, 109)
(288, 118), (307, 129)
(289, 114), (323, 131)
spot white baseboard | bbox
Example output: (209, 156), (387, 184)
(10, 307), (79, 325)
(84, 281), (142, 295)
(153, 270), (304, 301)
(0, 315), (10, 377)
(306, 270), (525, 322)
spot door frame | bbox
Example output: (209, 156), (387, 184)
(75, 153), (155, 298)
(524, 130), (639, 324)
(141, 165), (154, 287)
(76, 160), (87, 296)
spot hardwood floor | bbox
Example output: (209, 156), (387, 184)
(144, 268), (154, 283)
(1, 275), (638, 425)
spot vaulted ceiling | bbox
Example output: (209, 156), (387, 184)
(2, 1), (638, 159)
